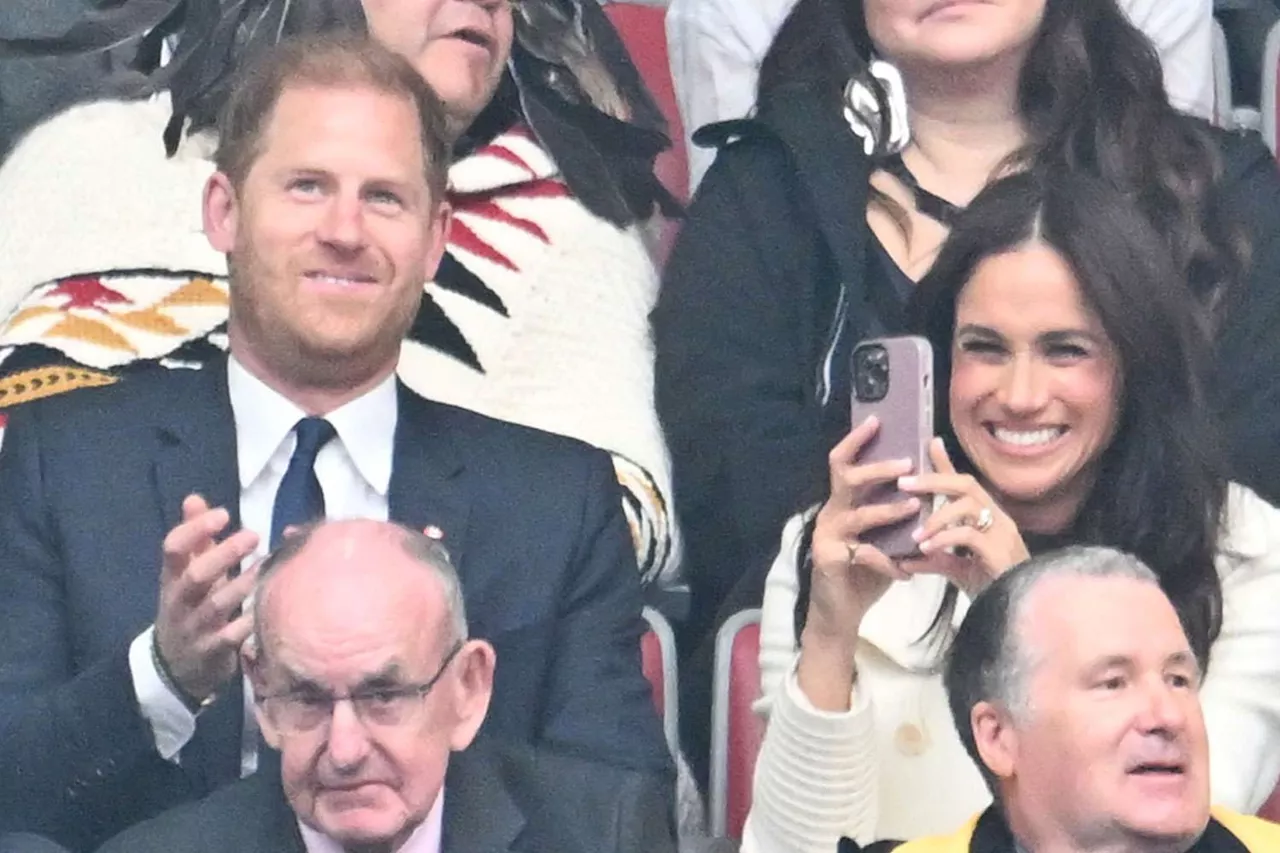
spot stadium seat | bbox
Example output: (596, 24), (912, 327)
(642, 606), (680, 757)
(709, 608), (764, 840)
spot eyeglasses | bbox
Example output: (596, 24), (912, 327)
(256, 642), (464, 734)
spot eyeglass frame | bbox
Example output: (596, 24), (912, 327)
(254, 640), (466, 734)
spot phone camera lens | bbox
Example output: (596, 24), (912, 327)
(854, 344), (890, 402)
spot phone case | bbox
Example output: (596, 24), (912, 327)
(849, 336), (935, 559)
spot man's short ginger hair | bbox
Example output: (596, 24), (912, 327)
(213, 32), (451, 202)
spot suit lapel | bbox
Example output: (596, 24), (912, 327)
(261, 765), (308, 853)
(152, 358), (241, 533)
(149, 357), (244, 792)
(441, 746), (525, 853)
(388, 384), (471, 564)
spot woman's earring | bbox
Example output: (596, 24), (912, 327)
(842, 59), (910, 157)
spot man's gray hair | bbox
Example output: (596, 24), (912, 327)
(250, 520), (468, 653)
(943, 546), (1162, 795)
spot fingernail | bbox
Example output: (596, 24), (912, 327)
(899, 475), (918, 488)
(911, 526), (924, 542)
(918, 538), (933, 553)
(906, 498), (921, 510)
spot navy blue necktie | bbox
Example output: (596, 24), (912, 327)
(270, 417), (336, 548)
(258, 417), (335, 777)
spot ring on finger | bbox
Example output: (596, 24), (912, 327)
(846, 540), (862, 567)
(974, 506), (994, 533)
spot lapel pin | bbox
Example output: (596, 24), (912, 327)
(423, 525), (445, 541)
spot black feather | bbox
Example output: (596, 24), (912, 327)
(434, 252), (508, 317)
(406, 292), (484, 374)
(152, 0), (366, 152)
(506, 0), (678, 226)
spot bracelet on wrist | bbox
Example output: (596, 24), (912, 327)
(151, 630), (215, 716)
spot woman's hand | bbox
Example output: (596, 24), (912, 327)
(897, 438), (1029, 597)
(798, 417), (924, 709)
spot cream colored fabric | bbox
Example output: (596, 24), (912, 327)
(744, 483), (1280, 853)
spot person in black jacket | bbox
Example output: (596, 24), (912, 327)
(654, 0), (1280, 785)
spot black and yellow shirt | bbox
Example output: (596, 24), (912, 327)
(841, 806), (1280, 853)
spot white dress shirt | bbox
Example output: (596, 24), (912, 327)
(128, 355), (398, 776)
(666, 0), (1216, 191)
(299, 789), (444, 853)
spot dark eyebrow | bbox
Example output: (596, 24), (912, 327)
(954, 323), (1004, 340)
(272, 661), (406, 694)
(352, 662), (407, 693)
(1038, 329), (1104, 347)
(276, 671), (327, 694)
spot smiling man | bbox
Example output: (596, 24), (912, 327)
(841, 546), (1280, 853)
(0, 0), (678, 589)
(0, 32), (670, 852)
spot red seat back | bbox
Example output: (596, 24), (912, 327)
(640, 627), (664, 716)
(641, 606), (680, 756)
(710, 609), (765, 840)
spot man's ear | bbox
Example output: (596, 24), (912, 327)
(242, 640), (281, 749)
(446, 639), (495, 752)
(421, 201), (452, 282)
(203, 171), (240, 254)
(972, 700), (1018, 782)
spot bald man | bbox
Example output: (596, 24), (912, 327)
(96, 520), (677, 853)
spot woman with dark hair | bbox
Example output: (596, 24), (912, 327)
(653, 0), (1280, 655)
(745, 172), (1280, 851)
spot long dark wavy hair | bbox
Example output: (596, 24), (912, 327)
(758, 0), (1244, 310)
(799, 171), (1228, 667)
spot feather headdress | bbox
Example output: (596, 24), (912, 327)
(0, 0), (674, 225)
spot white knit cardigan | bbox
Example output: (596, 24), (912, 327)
(743, 483), (1280, 853)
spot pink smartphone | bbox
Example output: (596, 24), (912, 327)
(848, 335), (935, 559)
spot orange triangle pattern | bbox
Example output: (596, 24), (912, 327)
(45, 316), (137, 354)
(159, 277), (229, 308)
(4, 305), (62, 331)
(113, 308), (190, 337)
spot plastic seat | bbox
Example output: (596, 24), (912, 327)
(641, 605), (680, 757)
(709, 608), (764, 840)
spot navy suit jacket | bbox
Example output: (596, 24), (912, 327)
(0, 360), (670, 850)
(95, 739), (678, 853)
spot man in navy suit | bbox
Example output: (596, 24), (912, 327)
(0, 33), (669, 851)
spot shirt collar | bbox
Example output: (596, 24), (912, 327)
(325, 372), (397, 498)
(297, 787), (444, 853)
(227, 355), (397, 496)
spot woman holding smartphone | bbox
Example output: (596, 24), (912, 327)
(653, 0), (1280, 677)
(744, 173), (1280, 853)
